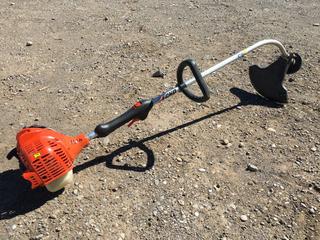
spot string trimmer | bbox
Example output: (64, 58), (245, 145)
(7, 39), (302, 192)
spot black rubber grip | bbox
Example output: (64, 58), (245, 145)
(94, 99), (153, 138)
(177, 59), (210, 103)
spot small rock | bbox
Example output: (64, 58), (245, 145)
(198, 168), (206, 172)
(246, 163), (258, 172)
(267, 127), (276, 132)
(311, 147), (317, 152)
(194, 211), (199, 217)
(49, 214), (57, 219)
(34, 234), (44, 240)
(249, 8), (253, 11)
(11, 224), (17, 230)
(313, 23), (320, 27)
(240, 215), (248, 222)
(239, 142), (245, 148)
(309, 207), (316, 214)
(178, 199), (185, 206)
(10, 2), (15, 6)
(221, 139), (229, 145)
(152, 70), (165, 78)
(26, 41), (33, 46)
(154, 179), (159, 186)
(314, 183), (320, 192)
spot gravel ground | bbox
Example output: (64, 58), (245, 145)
(0, 0), (319, 239)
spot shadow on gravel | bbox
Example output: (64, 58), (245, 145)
(0, 169), (63, 220)
(74, 140), (155, 173)
(0, 87), (281, 220)
(74, 87), (282, 173)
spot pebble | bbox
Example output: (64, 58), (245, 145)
(311, 147), (317, 152)
(34, 234), (44, 240)
(246, 163), (258, 172)
(240, 215), (248, 222)
(309, 207), (316, 214)
(103, 136), (110, 145)
(194, 211), (199, 217)
(26, 41), (33, 46)
(313, 23), (320, 27)
(198, 168), (206, 172)
(178, 199), (185, 206)
(221, 139), (229, 145)
(239, 142), (245, 148)
(11, 224), (17, 230)
(176, 157), (182, 162)
(154, 179), (159, 186)
(314, 183), (320, 192)
(49, 214), (57, 219)
(267, 127), (276, 132)
(152, 70), (165, 78)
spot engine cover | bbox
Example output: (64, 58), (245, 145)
(16, 127), (89, 190)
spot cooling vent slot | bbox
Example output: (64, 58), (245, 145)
(34, 140), (44, 152)
(24, 144), (34, 154)
(54, 148), (72, 168)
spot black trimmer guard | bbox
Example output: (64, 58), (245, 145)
(249, 53), (302, 103)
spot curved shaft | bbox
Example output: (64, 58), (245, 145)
(184, 39), (289, 87)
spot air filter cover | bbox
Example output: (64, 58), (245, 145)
(16, 127), (89, 190)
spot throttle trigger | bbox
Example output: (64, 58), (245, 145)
(128, 118), (140, 127)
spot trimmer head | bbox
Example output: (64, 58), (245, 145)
(249, 53), (302, 103)
(15, 127), (89, 192)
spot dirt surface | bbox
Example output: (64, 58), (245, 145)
(0, 0), (320, 239)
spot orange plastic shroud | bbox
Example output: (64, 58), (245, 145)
(16, 127), (89, 189)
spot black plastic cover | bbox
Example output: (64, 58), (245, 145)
(249, 56), (290, 103)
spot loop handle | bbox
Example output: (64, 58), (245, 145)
(177, 59), (210, 103)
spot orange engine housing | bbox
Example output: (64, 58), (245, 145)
(16, 127), (89, 189)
